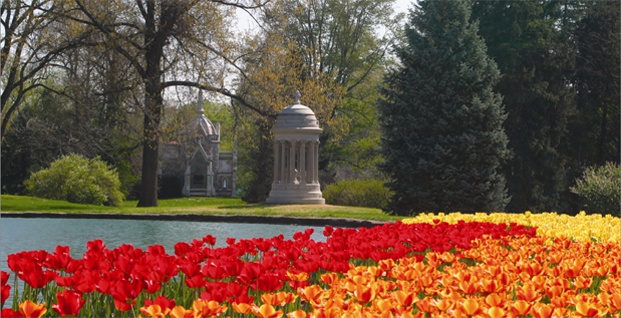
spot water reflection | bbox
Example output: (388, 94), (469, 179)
(0, 217), (326, 275)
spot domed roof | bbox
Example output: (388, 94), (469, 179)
(189, 108), (218, 137)
(274, 91), (321, 130)
(183, 93), (218, 138)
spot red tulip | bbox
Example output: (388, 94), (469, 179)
(1, 271), (10, 306)
(144, 296), (176, 311)
(52, 289), (85, 317)
(322, 226), (334, 237)
(110, 278), (141, 311)
(1, 308), (21, 317)
(202, 234), (217, 246)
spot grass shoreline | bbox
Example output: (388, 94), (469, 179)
(0, 194), (401, 226)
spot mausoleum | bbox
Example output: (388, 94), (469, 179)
(266, 92), (325, 204)
(159, 93), (237, 197)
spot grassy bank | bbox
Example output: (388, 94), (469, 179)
(0, 195), (400, 222)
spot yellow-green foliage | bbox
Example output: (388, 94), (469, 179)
(323, 178), (392, 209)
(24, 154), (125, 206)
(571, 162), (621, 214)
(403, 211), (620, 242)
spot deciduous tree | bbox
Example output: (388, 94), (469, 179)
(57, 0), (267, 206)
(1, 0), (91, 136)
(260, 0), (400, 182)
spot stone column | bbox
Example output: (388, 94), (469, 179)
(313, 140), (319, 184)
(299, 140), (306, 185)
(280, 140), (286, 183)
(308, 140), (315, 184)
(273, 141), (280, 183)
(289, 140), (296, 183)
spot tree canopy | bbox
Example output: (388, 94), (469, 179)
(379, 0), (510, 215)
(2, 0), (618, 214)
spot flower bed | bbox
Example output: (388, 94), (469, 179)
(1, 212), (619, 317)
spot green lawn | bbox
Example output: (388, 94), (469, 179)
(0, 194), (401, 222)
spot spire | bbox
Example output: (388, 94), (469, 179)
(197, 90), (204, 114)
(294, 90), (301, 104)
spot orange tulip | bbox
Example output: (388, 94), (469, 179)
(139, 304), (169, 318)
(232, 302), (254, 314)
(484, 293), (504, 307)
(354, 283), (377, 303)
(320, 272), (338, 286)
(192, 299), (227, 317)
(287, 271), (309, 282)
(261, 293), (279, 306)
(564, 259), (587, 278)
(549, 295), (569, 308)
(418, 275), (434, 289)
(298, 285), (324, 305)
(253, 303), (283, 318)
(169, 306), (193, 318)
(487, 306), (505, 318)
(516, 283), (541, 302)
(19, 300), (47, 318)
(510, 300), (531, 316)
(607, 292), (621, 312)
(416, 298), (435, 313)
(374, 298), (394, 314)
(552, 307), (570, 317)
(379, 258), (396, 272)
(480, 278), (503, 293)
(575, 300), (601, 317)
(458, 280), (477, 294)
(531, 275), (546, 289)
(573, 276), (593, 289)
(460, 298), (482, 316)
(531, 303), (553, 318)
(392, 290), (416, 307)
(545, 285), (564, 298)
(286, 309), (307, 318)
(547, 252), (563, 264)
(430, 298), (454, 312)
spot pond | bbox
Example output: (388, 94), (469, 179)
(0, 217), (327, 276)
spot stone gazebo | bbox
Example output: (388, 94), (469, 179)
(266, 92), (325, 204)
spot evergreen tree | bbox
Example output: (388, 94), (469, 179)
(572, 1), (620, 167)
(472, 1), (577, 212)
(378, 0), (510, 215)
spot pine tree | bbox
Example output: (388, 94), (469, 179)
(472, 1), (578, 212)
(378, 0), (510, 215)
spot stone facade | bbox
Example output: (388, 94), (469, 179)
(266, 92), (325, 204)
(159, 96), (236, 197)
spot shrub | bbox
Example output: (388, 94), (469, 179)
(24, 154), (125, 206)
(570, 162), (620, 214)
(323, 178), (393, 209)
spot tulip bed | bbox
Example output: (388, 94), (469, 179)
(1, 212), (619, 317)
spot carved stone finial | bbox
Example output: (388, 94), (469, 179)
(294, 90), (301, 104)
(197, 90), (204, 114)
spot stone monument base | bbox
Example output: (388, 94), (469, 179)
(266, 183), (325, 205)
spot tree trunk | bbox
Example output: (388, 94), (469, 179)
(137, 74), (163, 206)
(137, 133), (160, 207)
(137, 11), (164, 207)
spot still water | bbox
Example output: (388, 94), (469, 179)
(0, 217), (326, 275)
